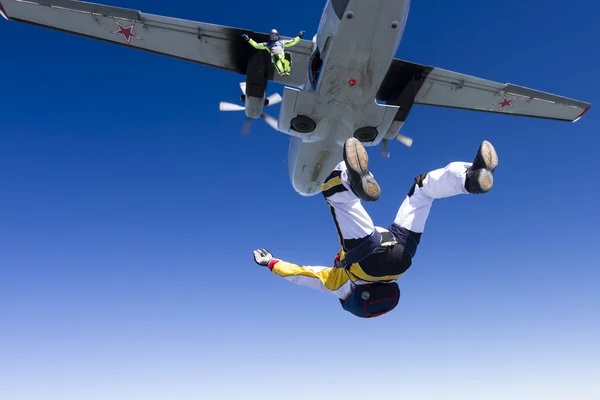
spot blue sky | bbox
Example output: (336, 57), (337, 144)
(0, 0), (598, 399)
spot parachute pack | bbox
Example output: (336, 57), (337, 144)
(335, 229), (401, 318)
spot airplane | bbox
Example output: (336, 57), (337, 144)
(0, 0), (591, 196)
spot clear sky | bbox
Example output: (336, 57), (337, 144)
(1, 0), (598, 399)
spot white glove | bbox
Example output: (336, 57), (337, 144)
(253, 248), (274, 266)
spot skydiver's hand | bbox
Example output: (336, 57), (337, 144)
(242, 34), (249, 41)
(253, 248), (274, 266)
(298, 31), (304, 38)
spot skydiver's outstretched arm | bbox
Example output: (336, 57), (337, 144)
(253, 249), (353, 299)
(242, 34), (269, 50)
(283, 31), (304, 47)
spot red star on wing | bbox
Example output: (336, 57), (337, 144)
(111, 20), (141, 44)
(497, 96), (513, 110)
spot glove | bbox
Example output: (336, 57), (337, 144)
(242, 34), (249, 41)
(298, 31), (304, 38)
(253, 248), (274, 266)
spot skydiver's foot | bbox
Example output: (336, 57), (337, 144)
(465, 140), (498, 194)
(343, 138), (380, 202)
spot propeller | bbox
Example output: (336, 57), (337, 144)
(381, 133), (413, 158)
(219, 82), (282, 136)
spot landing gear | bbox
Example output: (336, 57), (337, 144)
(291, 115), (316, 133)
(354, 127), (378, 142)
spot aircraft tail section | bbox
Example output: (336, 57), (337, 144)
(287, 136), (343, 197)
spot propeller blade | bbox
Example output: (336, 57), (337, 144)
(219, 102), (245, 111)
(381, 139), (390, 158)
(265, 92), (282, 106)
(241, 117), (253, 136)
(239, 81), (246, 95)
(261, 113), (279, 130)
(395, 134), (413, 147)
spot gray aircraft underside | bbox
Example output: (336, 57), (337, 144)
(0, 0), (591, 196)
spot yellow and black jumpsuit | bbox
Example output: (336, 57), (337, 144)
(267, 160), (421, 301)
(266, 148), (487, 309)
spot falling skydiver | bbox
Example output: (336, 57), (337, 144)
(242, 29), (304, 76)
(253, 138), (499, 319)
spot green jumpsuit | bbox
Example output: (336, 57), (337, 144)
(246, 35), (302, 75)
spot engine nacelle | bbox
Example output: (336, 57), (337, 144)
(243, 46), (271, 119)
(244, 95), (264, 119)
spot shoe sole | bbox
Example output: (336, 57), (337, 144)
(477, 169), (494, 192)
(343, 138), (380, 201)
(480, 140), (499, 172)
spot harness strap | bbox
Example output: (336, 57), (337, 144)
(387, 223), (418, 258)
(335, 229), (382, 269)
(379, 230), (397, 247)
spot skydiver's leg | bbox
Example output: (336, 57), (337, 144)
(322, 138), (380, 251)
(273, 54), (285, 75)
(393, 140), (498, 239)
(322, 163), (374, 251)
(276, 60), (285, 74)
(282, 57), (291, 73)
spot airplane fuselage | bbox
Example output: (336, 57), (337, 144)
(278, 0), (411, 196)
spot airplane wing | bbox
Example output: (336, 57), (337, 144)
(377, 59), (591, 123)
(0, 0), (314, 86)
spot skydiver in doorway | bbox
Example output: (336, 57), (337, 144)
(253, 138), (499, 318)
(242, 29), (304, 76)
